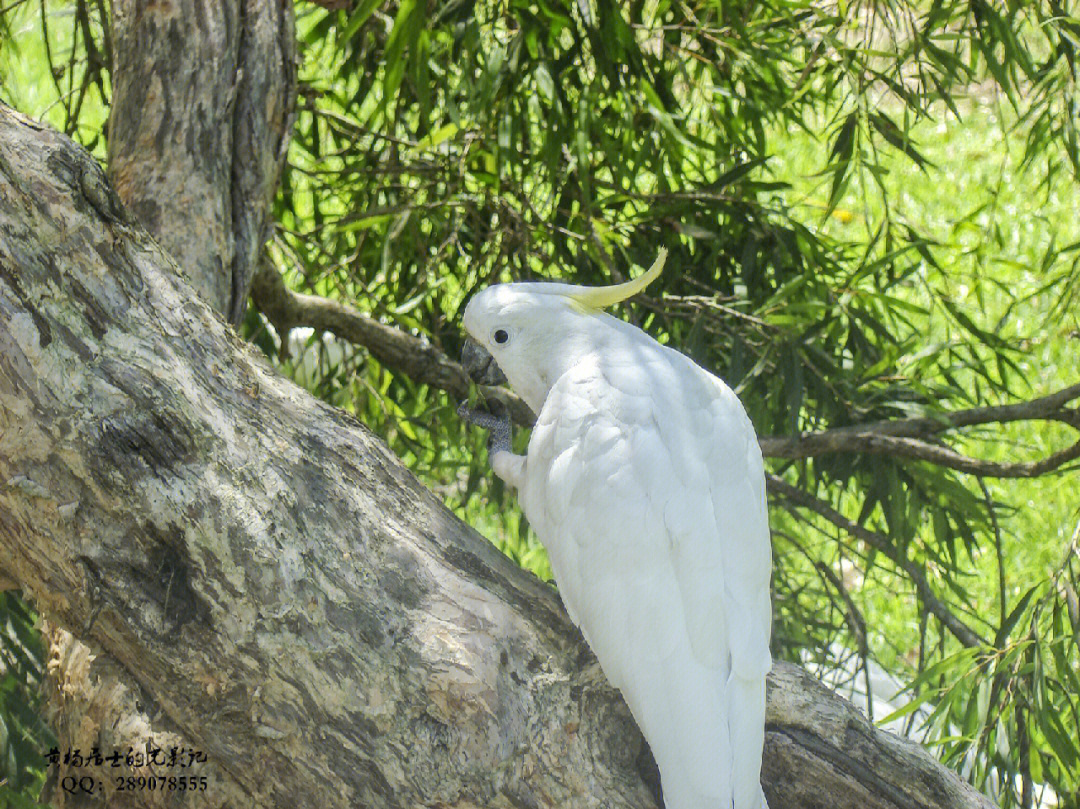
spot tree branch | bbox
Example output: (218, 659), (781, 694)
(759, 384), (1080, 477)
(250, 257), (536, 425)
(764, 431), (1080, 478)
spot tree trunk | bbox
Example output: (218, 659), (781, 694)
(0, 102), (998, 809)
(106, 0), (294, 324)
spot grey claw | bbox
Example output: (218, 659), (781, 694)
(457, 403), (512, 456)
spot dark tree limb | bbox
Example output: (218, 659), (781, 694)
(250, 256), (537, 426)
(251, 256), (474, 399)
(0, 103), (998, 809)
(758, 384), (1080, 477)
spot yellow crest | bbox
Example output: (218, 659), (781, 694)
(564, 248), (667, 310)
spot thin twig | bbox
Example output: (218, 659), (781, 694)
(813, 558), (874, 718)
(766, 473), (987, 649)
(978, 478), (1007, 628)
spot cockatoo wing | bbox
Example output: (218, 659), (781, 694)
(520, 341), (771, 809)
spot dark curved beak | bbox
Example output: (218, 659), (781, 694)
(461, 338), (507, 386)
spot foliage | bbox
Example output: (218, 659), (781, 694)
(0, 594), (53, 809)
(0, 0), (109, 155)
(3, 1), (1080, 807)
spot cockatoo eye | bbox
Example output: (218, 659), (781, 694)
(493, 329), (510, 345)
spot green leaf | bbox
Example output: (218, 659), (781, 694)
(825, 112), (858, 217)
(868, 112), (933, 169)
(410, 122), (460, 155)
(994, 586), (1039, 647)
(338, 0), (383, 46)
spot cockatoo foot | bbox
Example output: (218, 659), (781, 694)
(456, 403), (523, 488)
(456, 402), (513, 456)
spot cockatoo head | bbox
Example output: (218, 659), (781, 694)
(461, 249), (666, 413)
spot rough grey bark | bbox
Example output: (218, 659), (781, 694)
(0, 103), (999, 809)
(107, 0), (295, 324)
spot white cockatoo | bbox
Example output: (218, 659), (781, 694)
(458, 249), (772, 809)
